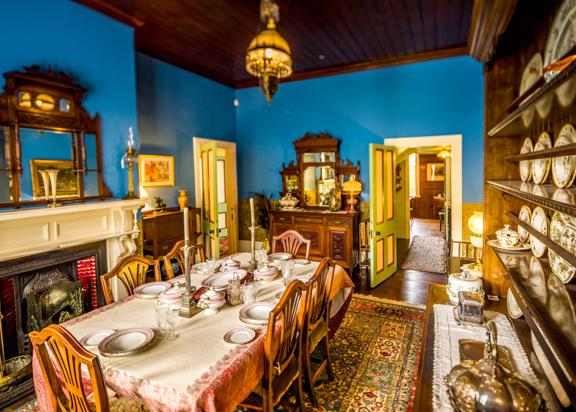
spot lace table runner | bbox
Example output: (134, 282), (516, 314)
(432, 304), (543, 411)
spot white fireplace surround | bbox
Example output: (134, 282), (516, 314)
(0, 199), (146, 270)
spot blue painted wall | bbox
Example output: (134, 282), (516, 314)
(0, 0), (137, 199)
(235, 56), (484, 203)
(136, 53), (236, 208)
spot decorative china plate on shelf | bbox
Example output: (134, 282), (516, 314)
(548, 211), (576, 283)
(527, 257), (548, 306)
(134, 282), (172, 299)
(487, 240), (530, 253)
(80, 329), (116, 347)
(530, 206), (549, 258)
(269, 253), (292, 262)
(98, 328), (157, 357)
(544, 0), (576, 67)
(517, 205), (532, 243)
(239, 302), (275, 325)
(506, 289), (523, 319)
(519, 137), (533, 182)
(552, 124), (576, 188)
(532, 132), (552, 184)
(519, 52), (543, 96)
(223, 327), (256, 345)
(201, 269), (248, 291)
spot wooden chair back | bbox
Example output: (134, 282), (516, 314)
(29, 324), (110, 412)
(305, 257), (336, 330)
(162, 240), (206, 279)
(100, 255), (161, 304)
(272, 230), (311, 259)
(265, 279), (307, 383)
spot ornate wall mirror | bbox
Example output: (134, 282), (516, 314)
(0, 66), (111, 208)
(280, 132), (360, 209)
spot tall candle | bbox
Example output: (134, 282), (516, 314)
(183, 207), (190, 243)
(250, 197), (255, 227)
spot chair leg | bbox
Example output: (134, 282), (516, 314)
(322, 335), (335, 381)
(295, 373), (306, 411)
(263, 387), (273, 412)
(302, 341), (318, 406)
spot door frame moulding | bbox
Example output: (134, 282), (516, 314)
(384, 134), (463, 241)
(192, 137), (238, 254)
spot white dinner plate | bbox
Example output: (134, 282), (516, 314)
(98, 328), (156, 357)
(487, 239), (530, 253)
(294, 259), (310, 265)
(517, 205), (531, 243)
(201, 269), (248, 291)
(192, 261), (222, 273)
(544, 0), (576, 67)
(552, 124), (576, 188)
(239, 302), (275, 325)
(532, 132), (552, 184)
(519, 137), (533, 182)
(223, 327), (256, 345)
(269, 253), (292, 262)
(549, 211), (576, 283)
(506, 289), (522, 319)
(134, 282), (171, 299)
(530, 206), (549, 258)
(520, 52), (543, 97)
(80, 329), (116, 347)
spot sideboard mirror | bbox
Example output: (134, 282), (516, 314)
(0, 66), (111, 208)
(280, 132), (360, 209)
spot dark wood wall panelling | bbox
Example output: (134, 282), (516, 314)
(76, 0), (473, 87)
(412, 154), (444, 219)
(483, 0), (563, 296)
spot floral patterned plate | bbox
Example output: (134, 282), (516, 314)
(517, 205), (532, 243)
(530, 206), (549, 258)
(532, 132), (552, 184)
(519, 137), (533, 182)
(506, 289), (523, 319)
(549, 211), (576, 283)
(552, 124), (576, 188)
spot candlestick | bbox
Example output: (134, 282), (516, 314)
(250, 197), (255, 227)
(183, 207), (190, 243)
(248, 197), (257, 271)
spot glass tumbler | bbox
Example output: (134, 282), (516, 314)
(281, 260), (295, 286)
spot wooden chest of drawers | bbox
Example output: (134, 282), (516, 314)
(268, 210), (360, 272)
(142, 207), (200, 258)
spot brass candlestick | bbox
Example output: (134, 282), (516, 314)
(122, 147), (137, 200)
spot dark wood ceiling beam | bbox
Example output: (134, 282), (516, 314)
(236, 45), (466, 88)
(467, 0), (517, 63)
(75, 0), (144, 27)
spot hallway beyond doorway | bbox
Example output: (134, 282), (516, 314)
(411, 218), (442, 240)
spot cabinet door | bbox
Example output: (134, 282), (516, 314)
(294, 224), (324, 257)
(327, 225), (350, 267)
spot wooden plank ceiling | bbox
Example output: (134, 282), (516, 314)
(78, 0), (476, 87)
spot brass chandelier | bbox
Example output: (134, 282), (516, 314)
(246, 0), (292, 102)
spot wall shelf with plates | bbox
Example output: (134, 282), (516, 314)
(488, 59), (576, 138)
(489, 246), (576, 405)
(505, 142), (576, 162)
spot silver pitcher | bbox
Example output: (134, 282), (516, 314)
(445, 320), (544, 411)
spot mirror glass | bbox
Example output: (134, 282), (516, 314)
(84, 172), (99, 197)
(84, 134), (98, 170)
(285, 174), (298, 192)
(302, 152), (336, 163)
(0, 128), (11, 203)
(303, 165), (336, 206)
(19, 128), (76, 201)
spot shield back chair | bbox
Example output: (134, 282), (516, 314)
(302, 257), (337, 405)
(30, 324), (147, 412)
(162, 240), (206, 280)
(272, 230), (311, 260)
(100, 255), (161, 305)
(240, 280), (307, 412)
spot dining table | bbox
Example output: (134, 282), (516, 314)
(33, 252), (354, 412)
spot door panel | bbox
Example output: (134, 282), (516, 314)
(370, 144), (398, 287)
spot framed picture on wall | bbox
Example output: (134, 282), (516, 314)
(139, 154), (175, 187)
(426, 163), (445, 182)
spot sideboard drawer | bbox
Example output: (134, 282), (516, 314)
(327, 217), (351, 227)
(294, 216), (323, 225)
(273, 214), (293, 223)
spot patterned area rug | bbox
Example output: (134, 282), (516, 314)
(400, 235), (447, 274)
(238, 294), (425, 411)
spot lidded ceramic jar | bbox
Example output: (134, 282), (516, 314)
(446, 273), (484, 305)
(496, 224), (520, 247)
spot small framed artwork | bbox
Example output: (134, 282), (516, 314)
(426, 163), (445, 182)
(139, 154), (175, 187)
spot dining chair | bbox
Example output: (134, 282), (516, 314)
(162, 240), (206, 279)
(100, 255), (161, 304)
(302, 257), (336, 406)
(272, 230), (311, 259)
(240, 280), (307, 412)
(30, 324), (147, 411)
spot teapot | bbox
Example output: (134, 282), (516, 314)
(445, 320), (544, 411)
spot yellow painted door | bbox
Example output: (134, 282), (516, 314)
(369, 144), (398, 287)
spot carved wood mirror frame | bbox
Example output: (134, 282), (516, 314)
(0, 66), (111, 208)
(280, 132), (361, 209)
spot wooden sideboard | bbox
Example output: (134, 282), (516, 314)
(142, 207), (201, 258)
(268, 209), (360, 272)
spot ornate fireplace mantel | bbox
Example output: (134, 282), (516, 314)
(0, 199), (145, 270)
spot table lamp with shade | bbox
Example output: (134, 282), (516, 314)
(467, 211), (484, 273)
(342, 175), (362, 212)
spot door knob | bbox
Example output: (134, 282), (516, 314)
(375, 231), (381, 236)
(209, 229), (215, 234)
